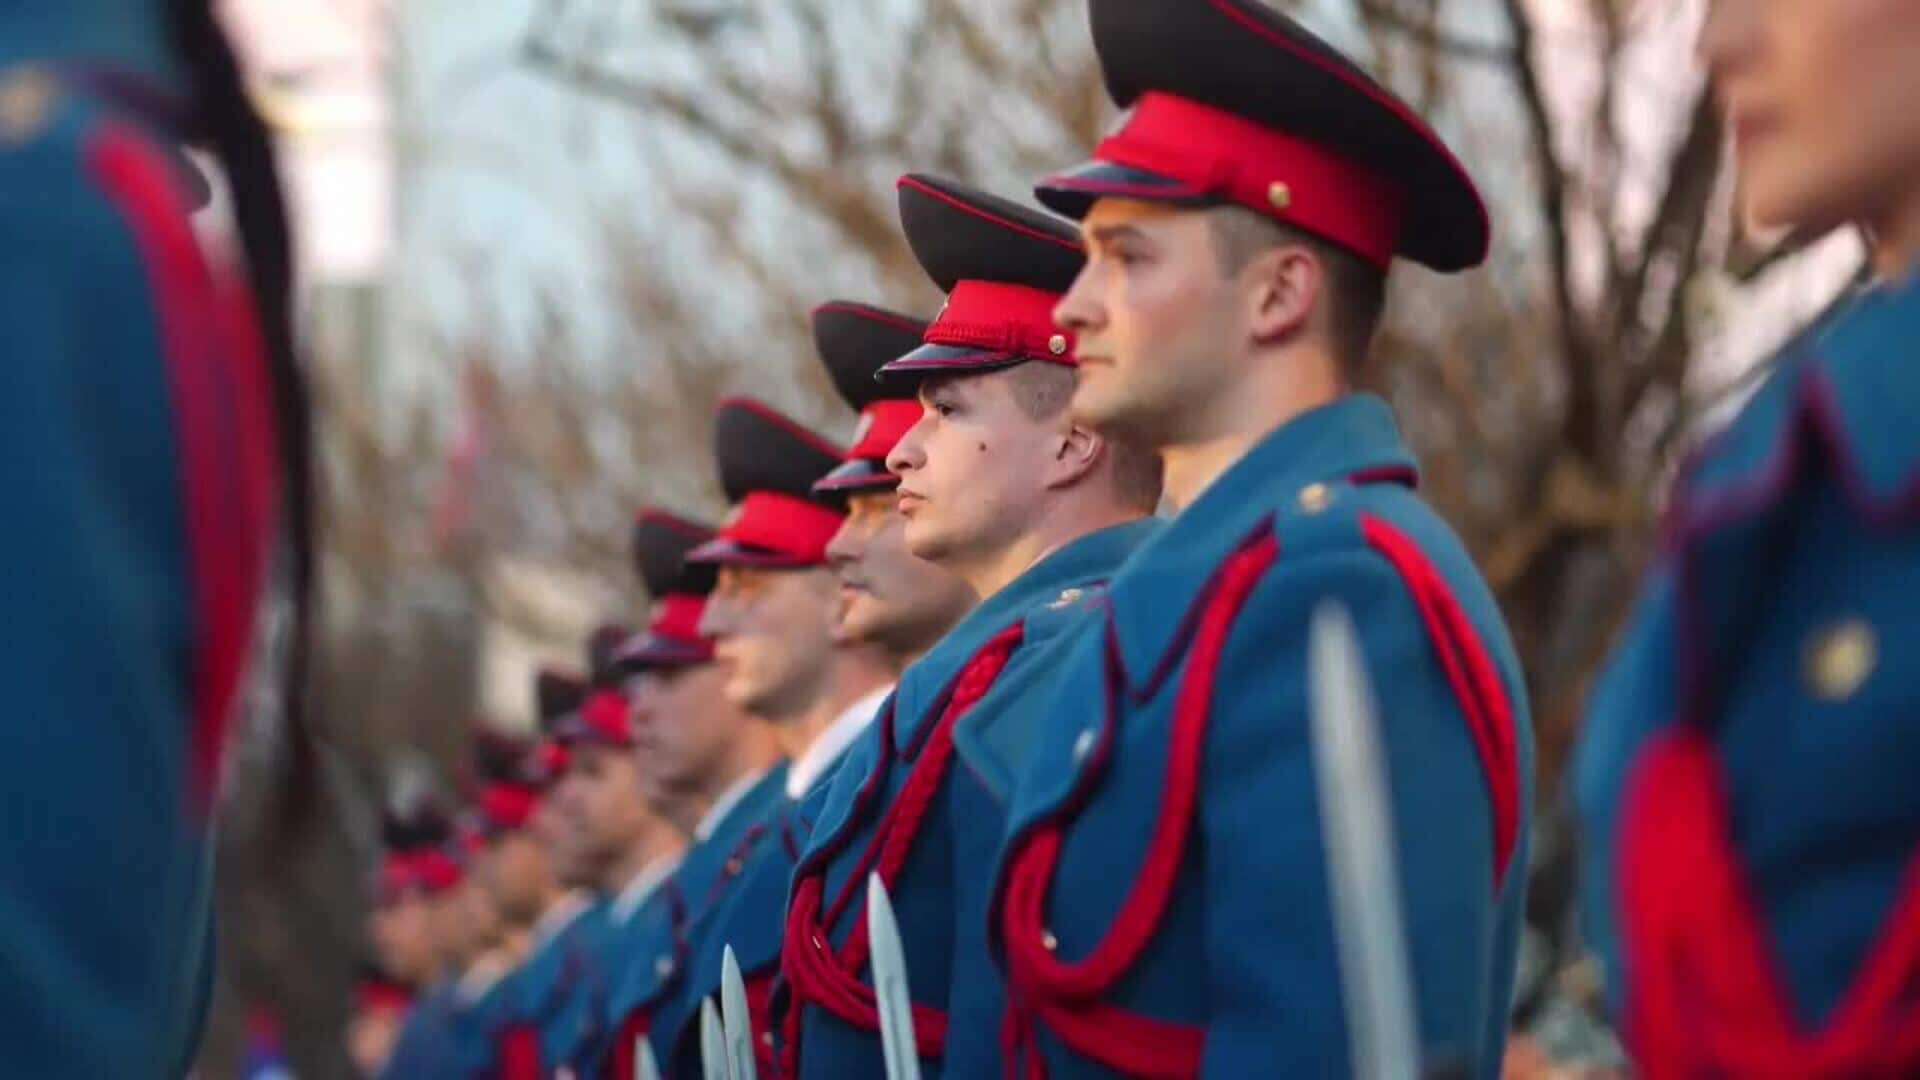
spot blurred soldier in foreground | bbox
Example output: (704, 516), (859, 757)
(0, 0), (313, 1073)
(1576, 3), (1920, 1076)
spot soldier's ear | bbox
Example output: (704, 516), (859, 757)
(1245, 244), (1321, 347)
(1046, 423), (1105, 490)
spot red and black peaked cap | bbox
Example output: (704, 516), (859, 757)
(532, 667), (587, 778)
(688, 398), (847, 569)
(469, 730), (543, 838)
(809, 301), (930, 501)
(1033, 0), (1489, 273)
(879, 174), (1086, 379)
(535, 667), (588, 735)
(616, 509), (721, 672)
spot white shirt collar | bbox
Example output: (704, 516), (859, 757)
(455, 952), (512, 1003)
(694, 767), (773, 842)
(786, 684), (891, 799)
(610, 851), (682, 925)
(527, 890), (591, 953)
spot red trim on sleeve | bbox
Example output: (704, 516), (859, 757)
(1359, 514), (1520, 888)
(85, 123), (281, 812)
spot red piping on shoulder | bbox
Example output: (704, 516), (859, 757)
(1359, 514), (1520, 887)
(86, 122), (279, 813)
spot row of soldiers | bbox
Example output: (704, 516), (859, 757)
(350, 0), (1920, 1078)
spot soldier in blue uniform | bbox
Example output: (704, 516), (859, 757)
(491, 668), (610, 1068)
(378, 812), (472, 1078)
(646, 399), (899, 1076)
(503, 673), (687, 1076)
(1574, 3), (1920, 1075)
(1, 1), (314, 1074)
(348, 967), (414, 1078)
(782, 178), (1163, 1079)
(435, 733), (560, 1077)
(598, 509), (796, 1079)
(975, 1), (1534, 1075)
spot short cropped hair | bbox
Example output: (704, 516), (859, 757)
(1004, 361), (1162, 513)
(1206, 206), (1387, 383)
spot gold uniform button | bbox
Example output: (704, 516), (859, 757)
(1048, 587), (1085, 611)
(1804, 618), (1877, 702)
(1297, 482), (1333, 515)
(1048, 334), (1069, 356)
(1267, 181), (1292, 212)
(655, 955), (675, 979)
(1040, 929), (1059, 952)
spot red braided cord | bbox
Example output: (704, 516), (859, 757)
(782, 625), (1026, 1072)
(999, 531), (1278, 1077)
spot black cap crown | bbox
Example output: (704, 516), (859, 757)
(632, 509), (719, 597)
(812, 302), (930, 409)
(712, 397), (845, 503)
(897, 174), (1084, 295)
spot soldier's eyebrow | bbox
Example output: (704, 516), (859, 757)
(1084, 222), (1149, 249)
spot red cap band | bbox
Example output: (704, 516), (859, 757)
(693, 491), (844, 567)
(848, 400), (923, 462)
(926, 280), (1076, 364)
(1093, 91), (1405, 270)
(579, 690), (633, 746)
(652, 593), (708, 644)
(536, 740), (571, 781)
(358, 981), (414, 1015)
(378, 850), (462, 903)
(479, 783), (540, 834)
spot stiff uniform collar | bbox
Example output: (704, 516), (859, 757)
(610, 851), (684, 926)
(787, 685), (892, 799)
(695, 767), (775, 842)
(1108, 393), (1418, 692)
(1676, 272), (1920, 532)
(893, 518), (1163, 756)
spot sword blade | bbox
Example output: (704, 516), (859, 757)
(699, 997), (731, 1080)
(1307, 601), (1421, 1080)
(867, 873), (924, 1080)
(720, 945), (759, 1080)
(637, 1037), (662, 1080)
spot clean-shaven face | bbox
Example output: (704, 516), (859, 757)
(700, 565), (839, 716)
(826, 488), (974, 651)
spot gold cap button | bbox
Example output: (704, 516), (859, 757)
(1298, 482), (1333, 515)
(1048, 334), (1069, 356)
(1267, 181), (1292, 212)
(1805, 618), (1877, 702)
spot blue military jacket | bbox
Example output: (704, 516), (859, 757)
(2, 17), (281, 1076)
(382, 979), (462, 1079)
(551, 868), (685, 1075)
(599, 763), (791, 1075)
(660, 754), (873, 1078)
(786, 519), (1158, 1080)
(987, 395), (1533, 1078)
(1576, 274), (1920, 1072)
(495, 896), (612, 1075)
